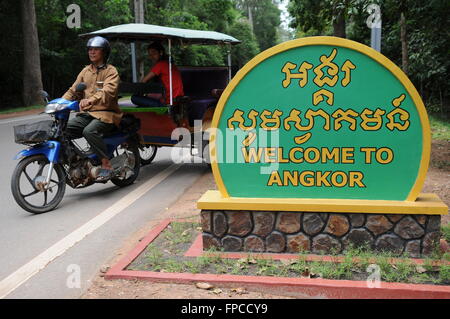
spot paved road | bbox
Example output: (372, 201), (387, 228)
(0, 113), (208, 298)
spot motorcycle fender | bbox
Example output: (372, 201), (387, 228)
(14, 141), (61, 163)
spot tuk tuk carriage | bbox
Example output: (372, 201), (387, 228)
(80, 24), (241, 164)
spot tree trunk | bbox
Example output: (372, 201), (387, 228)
(247, 5), (254, 31)
(333, 11), (346, 38)
(134, 0), (145, 79)
(400, 12), (408, 74)
(20, 0), (44, 106)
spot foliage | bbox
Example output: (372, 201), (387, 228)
(190, 0), (237, 33)
(236, 0), (282, 51)
(288, 0), (365, 36)
(381, 0), (450, 117)
(442, 223), (450, 243)
(288, 0), (450, 118)
(143, 0), (262, 69)
(4, 0), (280, 109)
(228, 21), (260, 69)
(32, 0), (133, 99)
(0, 1), (23, 108)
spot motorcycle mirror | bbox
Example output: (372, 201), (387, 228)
(40, 90), (49, 99)
(76, 83), (87, 92)
(39, 90), (49, 104)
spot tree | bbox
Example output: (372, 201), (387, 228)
(288, 0), (371, 38)
(252, 0), (281, 50)
(191, 0), (237, 33)
(289, 0), (450, 117)
(2, 0), (282, 109)
(35, 0), (132, 94)
(0, 1), (23, 108)
(228, 20), (260, 68)
(382, 0), (450, 116)
(235, 0), (281, 50)
(142, 0), (235, 67)
(21, 0), (44, 106)
(331, 0), (350, 38)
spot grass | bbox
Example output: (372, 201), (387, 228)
(442, 223), (450, 243)
(127, 222), (450, 286)
(429, 115), (450, 140)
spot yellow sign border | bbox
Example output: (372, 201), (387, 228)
(210, 36), (431, 202)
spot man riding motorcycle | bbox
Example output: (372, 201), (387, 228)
(63, 36), (122, 180)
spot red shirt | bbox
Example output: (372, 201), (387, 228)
(151, 60), (184, 104)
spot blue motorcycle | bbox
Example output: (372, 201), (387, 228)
(11, 84), (141, 214)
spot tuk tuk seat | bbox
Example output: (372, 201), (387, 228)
(118, 66), (228, 126)
(178, 66), (228, 125)
(179, 66), (228, 98)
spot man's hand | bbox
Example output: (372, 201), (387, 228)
(79, 99), (92, 111)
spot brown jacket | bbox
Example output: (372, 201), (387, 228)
(63, 64), (123, 126)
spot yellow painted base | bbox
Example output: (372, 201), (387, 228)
(197, 191), (448, 215)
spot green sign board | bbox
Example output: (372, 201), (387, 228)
(210, 37), (430, 202)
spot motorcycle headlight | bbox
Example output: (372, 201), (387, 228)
(45, 103), (67, 113)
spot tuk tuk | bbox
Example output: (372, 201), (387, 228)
(80, 24), (240, 164)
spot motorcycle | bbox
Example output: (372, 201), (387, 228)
(11, 83), (141, 214)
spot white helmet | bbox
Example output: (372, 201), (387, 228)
(87, 36), (111, 62)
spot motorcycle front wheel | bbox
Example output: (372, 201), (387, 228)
(11, 154), (66, 214)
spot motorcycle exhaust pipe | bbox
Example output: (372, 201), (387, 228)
(89, 165), (101, 179)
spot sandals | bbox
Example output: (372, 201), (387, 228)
(96, 168), (113, 181)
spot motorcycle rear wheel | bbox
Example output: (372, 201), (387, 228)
(11, 155), (66, 214)
(111, 144), (141, 187)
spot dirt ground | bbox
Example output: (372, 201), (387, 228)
(82, 140), (449, 299)
(423, 140), (450, 224)
(0, 107), (44, 120)
(81, 172), (293, 299)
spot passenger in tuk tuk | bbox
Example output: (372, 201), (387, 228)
(131, 41), (184, 107)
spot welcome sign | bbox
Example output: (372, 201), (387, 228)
(209, 37), (430, 202)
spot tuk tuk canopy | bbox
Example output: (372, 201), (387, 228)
(80, 23), (240, 45)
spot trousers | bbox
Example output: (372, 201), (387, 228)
(131, 94), (164, 107)
(65, 113), (116, 159)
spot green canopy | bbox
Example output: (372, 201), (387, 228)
(80, 23), (240, 45)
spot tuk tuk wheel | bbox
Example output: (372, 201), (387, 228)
(139, 144), (157, 165)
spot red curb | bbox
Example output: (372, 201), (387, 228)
(107, 218), (172, 275)
(105, 219), (450, 299)
(184, 233), (205, 257)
